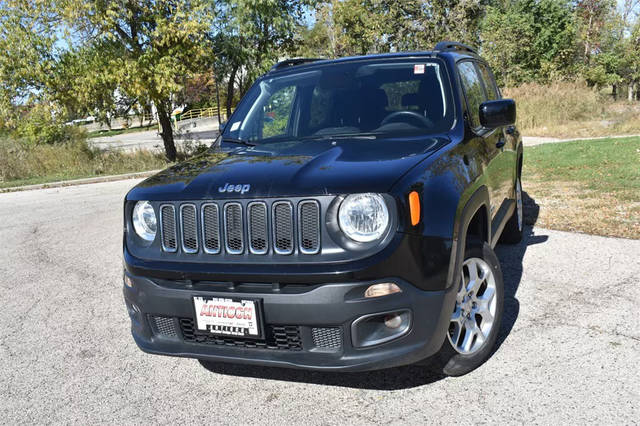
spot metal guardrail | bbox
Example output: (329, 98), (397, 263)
(176, 106), (233, 122)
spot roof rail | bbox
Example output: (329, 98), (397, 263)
(434, 41), (478, 55)
(270, 58), (324, 72)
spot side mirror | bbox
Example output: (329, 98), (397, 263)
(479, 99), (516, 128)
(219, 121), (227, 133)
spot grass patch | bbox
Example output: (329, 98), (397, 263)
(87, 124), (157, 138)
(503, 81), (640, 138)
(0, 137), (168, 189)
(523, 136), (640, 238)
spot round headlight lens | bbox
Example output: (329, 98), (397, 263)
(132, 201), (157, 242)
(338, 193), (389, 242)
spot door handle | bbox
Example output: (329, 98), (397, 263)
(496, 138), (506, 148)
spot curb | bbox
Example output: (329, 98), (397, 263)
(0, 170), (161, 194)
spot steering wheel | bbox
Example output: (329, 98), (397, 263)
(380, 110), (433, 128)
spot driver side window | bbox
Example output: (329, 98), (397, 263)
(458, 61), (487, 129)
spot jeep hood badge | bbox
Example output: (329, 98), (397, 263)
(219, 183), (251, 194)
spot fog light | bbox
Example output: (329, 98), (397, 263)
(351, 310), (412, 348)
(384, 314), (403, 329)
(364, 283), (401, 298)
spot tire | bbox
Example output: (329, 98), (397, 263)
(431, 241), (504, 376)
(499, 177), (523, 244)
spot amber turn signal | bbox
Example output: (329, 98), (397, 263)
(408, 191), (421, 226)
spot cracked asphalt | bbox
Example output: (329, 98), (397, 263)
(1, 179), (638, 424)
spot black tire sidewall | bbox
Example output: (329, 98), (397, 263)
(500, 178), (524, 244)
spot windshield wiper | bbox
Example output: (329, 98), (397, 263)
(301, 133), (378, 140)
(221, 137), (256, 147)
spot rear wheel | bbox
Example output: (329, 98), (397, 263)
(431, 242), (504, 376)
(499, 177), (523, 244)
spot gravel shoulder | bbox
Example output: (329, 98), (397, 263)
(0, 179), (638, 424)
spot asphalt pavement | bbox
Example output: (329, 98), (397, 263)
(0, 179), (638, 424)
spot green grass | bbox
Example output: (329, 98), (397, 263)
(523, 136), (640, 239)
(87, 124), (157, 138)
(525, 136), (640, 195)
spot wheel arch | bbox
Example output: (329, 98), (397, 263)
(446, 185), (491, 290)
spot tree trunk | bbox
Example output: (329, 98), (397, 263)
(612, 84), (617, 100)
(226, 65), (238, 119)
(156, 102), (177, 162)
(629, 82), (635, 102)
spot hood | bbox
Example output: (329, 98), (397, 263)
(127, 136), (449, 201)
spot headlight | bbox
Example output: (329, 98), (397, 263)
(338, 193), (389, 242)
(132, 201), (157, 242)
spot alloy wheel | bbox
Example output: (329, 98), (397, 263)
(447, 257), (498, 355)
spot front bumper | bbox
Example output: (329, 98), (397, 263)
(123, 271), (457, 372)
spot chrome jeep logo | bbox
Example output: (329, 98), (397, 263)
(218, 183), (251, 194)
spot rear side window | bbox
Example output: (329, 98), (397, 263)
(477, 63), (499, 100)
(457, 62), (486, 128)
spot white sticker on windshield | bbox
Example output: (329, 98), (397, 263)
(414, 64), (425, 74)
(230, 121), (241, 131)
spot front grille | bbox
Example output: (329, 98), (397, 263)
(224, 203), (244, 254)
(312, 327), (342, 349)
(150, 315), (178, 337)
(180, 319), (302, 351)
(201, 203), (220, 254)
(248, 202), (268, 254)
(299, 201), (320, 254)
(160, 205), (177, 252)
(158, 199), (323, 256)
(180, 204), (198, 253)
(273, 201), (294, 254)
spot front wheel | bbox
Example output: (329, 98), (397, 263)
(431, 242), (504, 376)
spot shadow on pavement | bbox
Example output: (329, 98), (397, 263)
(494, 191), (547, 351)
(200, 191), (548, 390)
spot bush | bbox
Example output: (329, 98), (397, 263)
(0, 134), (167, 186)
(13, 104), (87, 146)
(503, 81), (640, 137)
(503, 81), (604, 131)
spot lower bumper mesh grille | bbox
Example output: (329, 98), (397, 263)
(179, 319), (302, 351)
(149, 315), (178, 337)
(311, 327), (343, 349)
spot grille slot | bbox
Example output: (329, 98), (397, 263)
(180, 204), (198, 253)
(311, 327), (342, 349)
(248, 202), (268, 254)
(272, 201), (294, 255)
(150, 316), (178, 337)
(224, 203), (244, 254)
(160, 205), (177, 252)
(201, 203), (221, 254)
(180, 319), (302, 351)
(298, 200), (321, 254)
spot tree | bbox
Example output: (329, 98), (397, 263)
(576, 0), (616, 62)
(1, 0), (215, 161)
(212, 0), (312, 117)
(480, 0), (578, 85)
(324, 0), (484, 56)
(60, 1), (216, 161)
(0, 1), (57, 129)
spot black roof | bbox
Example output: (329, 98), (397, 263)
(267, 42), (479, 75)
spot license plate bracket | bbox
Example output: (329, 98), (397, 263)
(192, 296), (264, 339)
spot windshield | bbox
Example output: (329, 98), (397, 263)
(222, 58), (454, 145)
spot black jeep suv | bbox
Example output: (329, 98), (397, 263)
(123, 42), (523, 376)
